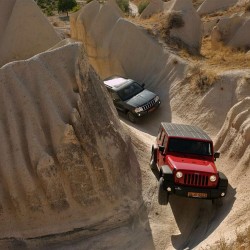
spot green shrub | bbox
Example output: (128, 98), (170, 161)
(72, 4), (81, 12)
(116, 0), (129, 13)
(138, 1), (149, 14)
(45, 6), (54, 16)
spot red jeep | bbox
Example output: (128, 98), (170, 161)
(150, 123), (228, 205)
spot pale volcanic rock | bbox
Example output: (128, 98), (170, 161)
(0, 42), (142, 238)
(0, 0), (61, 67)
(198, 0), (238, 15)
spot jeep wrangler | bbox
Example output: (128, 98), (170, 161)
(150, 123), (228, 205)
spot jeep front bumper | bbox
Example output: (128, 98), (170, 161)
(169, 185), (227, 199)
(134, 100), (161, 117)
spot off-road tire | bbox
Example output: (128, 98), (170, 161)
(150, 146), (157, 170)
(127, 111), (137, 123)
(158, 177), (169, 205)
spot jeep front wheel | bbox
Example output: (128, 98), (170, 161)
(150, 146), (157, 171)
(158, 177), (169, 205)
(127, 111), (137, 123)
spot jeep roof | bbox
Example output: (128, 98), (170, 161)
(161, 122), (212, 141)
(104, 77), (134, 91)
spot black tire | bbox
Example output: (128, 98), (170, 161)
(212, 198), (223, 207)
(150, 146), (157, 171)
(127, 111), (137, 123)
(158, 177), (169, 205)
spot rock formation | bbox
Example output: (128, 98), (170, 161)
(198, 0), (238, 15)
(211, 15), (250, 50)
(0, 42), (142, 238)
(0, 0), (61, 67)
(215, 97), (250, 168)
(166, 0), (202, 54)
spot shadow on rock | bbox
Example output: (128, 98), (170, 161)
(6, 203), (155, 250)
(169, 184), (236, 249)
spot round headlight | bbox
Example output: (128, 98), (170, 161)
(176, 171), (183, 178)
(210, 175), (217, 182)
(135, 107), (143, 113)
(154, 96), (160, 102)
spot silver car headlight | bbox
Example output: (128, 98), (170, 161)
(135, 107), (143, 113)
(154, 96), (160, 102)
(176, 171), (183, 178)
(210, 175), (217, 182)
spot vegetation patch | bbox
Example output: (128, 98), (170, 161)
(245, 3), (250, 12)
(207, 227), (250, 250)
(116, 0), (129, 13)
(138, 1), (149, 15)
(166, 11), (184, 30)
(185, 63), (219, 94)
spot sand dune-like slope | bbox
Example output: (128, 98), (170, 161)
(0, 0), (60, 67)
(170, 70), (250, 135)
(0, 42), (142, 239)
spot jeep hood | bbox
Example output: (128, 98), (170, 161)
(167, 155), (217, 174)
(125, 89), (156, 107)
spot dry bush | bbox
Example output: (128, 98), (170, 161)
(207, 227), (250, 250)
(245, 3), (250, 12)
(166, 11), (184, 30)
(53, 21), (59, 27)
(200, 37), (250, 70)
(186, 63), (219, 93)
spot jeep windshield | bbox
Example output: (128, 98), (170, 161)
(117, 81), (144, 101)
(168, 138), (212, 156)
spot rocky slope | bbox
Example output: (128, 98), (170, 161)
(0, 42), (142, 240)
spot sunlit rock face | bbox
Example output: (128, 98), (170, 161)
(0, 42), (142, 238)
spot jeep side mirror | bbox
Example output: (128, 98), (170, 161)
(214, 152), (220, 161)
(159, 145), (165, 154)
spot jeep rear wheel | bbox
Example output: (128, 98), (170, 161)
(158, 177), (169, 205)
(127, 111), (137, 123)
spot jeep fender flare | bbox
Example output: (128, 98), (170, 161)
(218, 171), (228, 189)
(159, 165), (174, 194)
(160, 165), (174, 182)
(161, 165), (172, 175)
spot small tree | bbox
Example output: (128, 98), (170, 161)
(58, 0), (77, 17)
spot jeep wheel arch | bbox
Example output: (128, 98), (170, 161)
(127, 111), (137, 123)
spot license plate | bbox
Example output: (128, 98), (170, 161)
(188, 192), (207, 198)
(149, 107), (156, 112)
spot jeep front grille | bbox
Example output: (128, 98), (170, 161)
(142, 99), (156, 111)
(184, 173), (208, 187)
